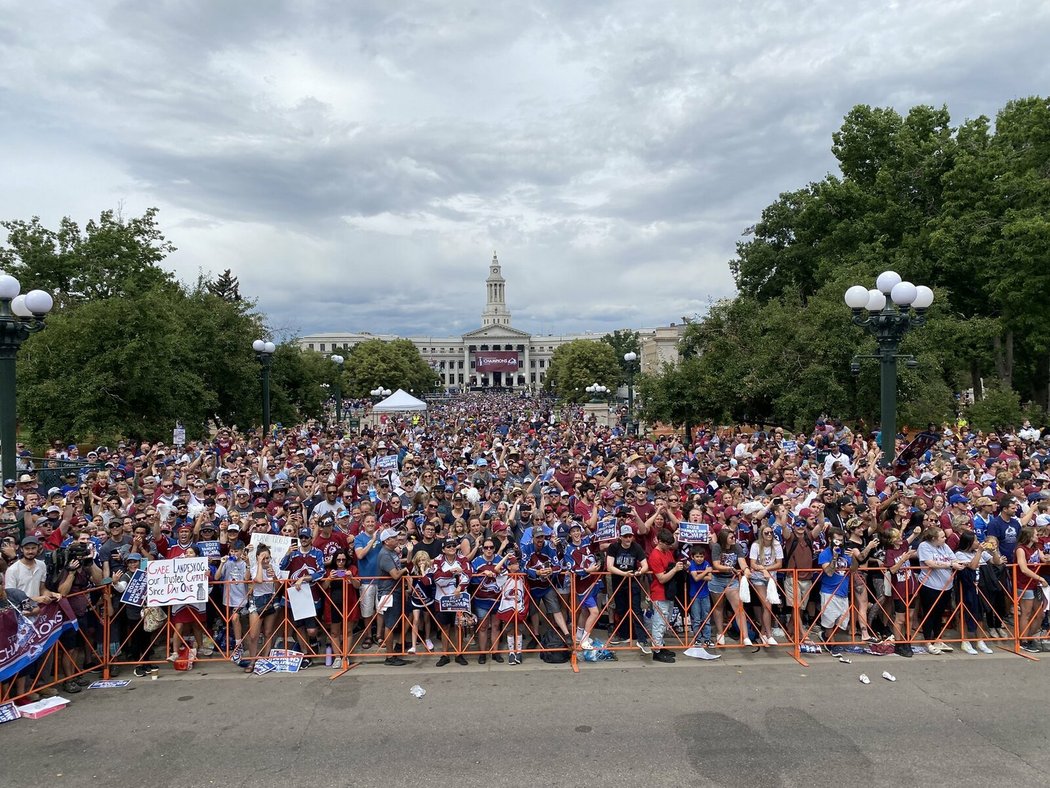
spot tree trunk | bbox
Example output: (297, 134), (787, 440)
(971, 360), (984, 401)
(993, 332), (1014, 389)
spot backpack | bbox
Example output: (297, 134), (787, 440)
(539, 629), (571, 663)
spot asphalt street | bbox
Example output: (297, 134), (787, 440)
(4, 648), (1049, 788)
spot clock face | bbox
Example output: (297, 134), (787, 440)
(491, 267), (498, 274)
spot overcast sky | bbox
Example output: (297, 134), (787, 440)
(2, 1), (1048, 339)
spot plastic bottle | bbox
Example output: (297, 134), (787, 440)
(325, 645), (333, 667)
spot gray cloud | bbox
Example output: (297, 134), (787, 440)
(1, 0), (1048, 340)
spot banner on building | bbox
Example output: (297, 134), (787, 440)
(475, 351), (519, 372)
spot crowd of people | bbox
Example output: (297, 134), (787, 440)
(3, 393), (1050, 703)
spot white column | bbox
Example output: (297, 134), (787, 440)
(463, 345), (470, 390)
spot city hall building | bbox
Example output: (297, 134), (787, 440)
(297, 253), (684, 392)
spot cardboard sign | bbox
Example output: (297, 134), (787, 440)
(438, 592), (471, 613)
(88, 680), (130, 689)
(677, 521), (711, 544)
(145, 557), (209, 607)
(376, 455), (398, 475)
(286, 583), (317, 621)
(248, 532), (294, 580)
(197, 540), (222, 558)
(595, 517), (618, 543)
(119, 569), (148, 607)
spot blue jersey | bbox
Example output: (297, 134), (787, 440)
(687, 559), (711, 599)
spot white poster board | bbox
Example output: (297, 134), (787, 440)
(146, 557), (209, 607)
(248, 532), (294, 580)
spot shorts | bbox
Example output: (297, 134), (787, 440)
(783, 576), (814, 608)
(359, 583), (378, 618)
(819, 592), (850, 630)
(531, 589), (563, 615)
(249, 593), (282, 616)
(708, 576), (738, 595)
(434, 609), (456, 627)
(576, 587), (600, 609)
(892, 598), (908, 615)
(473, 600), (496, 620)
(1020, 589), (1036, 601)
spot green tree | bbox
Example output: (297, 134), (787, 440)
(342, 339), (439, 397)
(545, 340), (620, 403)
(207, 268), (242, 302)
(965, 385), (1023, 433)
(0, 207), (176, 309)
(600, 329), (641, 383)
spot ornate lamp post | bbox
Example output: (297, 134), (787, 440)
(330, 354), (344, 424)
(623, 351), (638, 434)
(252, 339), (276, 434)
(0, 274), (54, 481)
(585, 383), (608, 403)
(844, 272), (934, 468)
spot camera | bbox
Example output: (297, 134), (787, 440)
(615, 506), (631, 517)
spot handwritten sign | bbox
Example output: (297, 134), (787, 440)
(248, 532), (294, 580)
(146, 557), (209, 607)
(595, 517), (618, 543)
(677, 521), (711, 544)
(376, 455), (398, 475)
(119, 570), (148, 607)
(438, 592), (471, 613)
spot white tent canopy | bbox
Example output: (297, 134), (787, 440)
(373, 389), (427, 412)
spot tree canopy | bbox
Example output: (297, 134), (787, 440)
(645, 97), (1050, 431)
(3, 208), (334, 444)
(341, 338), (439, 397)
(544, 339), (620, 403)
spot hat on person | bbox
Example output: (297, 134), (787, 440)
(949, 494), (969, 505)
(626, 453), (642, 464)
(125, 552), (143, 562)
(377, 441), (387, 449)
(443, 538), (460, 548)
(619, 524), (634, 536)
(45, 505), (61, 514)
(226, 523), (240, 532)
(724, 506), (739, 518)
(975, 496), (994, 507)
(253, 497), (267, 506)
(47, 487), (61, 496)
(379, 528), (399, 541)
(2, 478), (14, 486)
(177, 522), (193, 532)
(919, 472), (936, 482)
(18, 474), (33, 483)
(798, 507), (814, 519)
(20, 535), (40, 547)
(610, 482), (622, 491)
(883, 475), (898, 484)
(199, 522), (218, 532)
(298, 528), (312, 539)
(568, 522), (583, 531)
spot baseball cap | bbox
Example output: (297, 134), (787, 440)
(20, 535), (41, 547)
(949, 494), (969, 505)
(298, 528), (312, 539)
(125, 552), (143, 562)
(47, 487), (61, 496)
(379, 528), (399, 541)
(226, 523), (241, 532)
(619, 525), (634, 536)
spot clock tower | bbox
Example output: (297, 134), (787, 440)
(481, 251), (511, 327)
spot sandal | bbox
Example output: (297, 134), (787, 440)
(243, 662), (255, 674)
(362, 637), (374, 649)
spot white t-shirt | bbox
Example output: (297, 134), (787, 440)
(5, 559), (46, 598)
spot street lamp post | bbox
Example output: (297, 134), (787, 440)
(370, 387), (391, 399)
(0, 274), (54, 481)
(844, 272), (934, 468)
(585, 383), (608, 403)
(252, 339), (276, 435)
(623, 351), (638, 434)
(330, 354), (344, 425)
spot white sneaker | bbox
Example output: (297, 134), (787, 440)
(407, 646), (416, 654)
(167, 651), (178, 662)
(926, 643), (944, 655)
(772, 627), (786, 638)
(743, 637), (754, 647)
(580, 637), (594, 651)
(960, 641), (978, 655)
(636, 641), (652, 655)
(933, 642), (954, 652)
(332, 657), (343, 669)
(197, 646), (214, 657)
(764, 636), (779, 647)
(716, 635), (725, 646)
(976, 641), (993, 654)
(683, 647), (721, 660)
(424, 639), (434, 651)
(188, 648), (197, 662)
